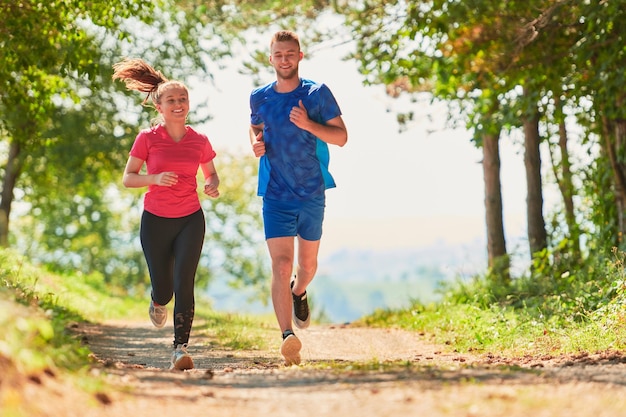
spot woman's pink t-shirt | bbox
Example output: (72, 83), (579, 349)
(129, 125), (216, 218)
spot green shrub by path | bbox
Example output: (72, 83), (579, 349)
(357, 249), (626, 358)
(0, 247), (274, 365)
(360, 301), (623, 357)
(1, 254), (146, 324)
(0, 297), (57, 373)
(0, 251), (92, 374)
(0, 250), (104, 417)
(0, 247), (277, 416)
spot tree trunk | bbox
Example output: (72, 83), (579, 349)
(557, 121), (576, 233)
(523, 110), (547, 256)
(551, 97), (580, 256)
(482, 130), (510, 281)
(0, 140), (22, 247)
(601, 115), (626, 244)
(615, 119), (626, 241)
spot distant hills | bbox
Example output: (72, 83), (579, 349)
(313, 240), (487, 323)
(206, 239), (487, 324)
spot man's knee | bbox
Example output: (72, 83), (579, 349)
(298, 258), (318, 277)
(272, 255), (294, 278)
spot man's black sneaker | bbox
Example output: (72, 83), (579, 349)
(291, 279), (310, 329)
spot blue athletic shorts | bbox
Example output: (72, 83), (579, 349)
(262, 195), (326, 241)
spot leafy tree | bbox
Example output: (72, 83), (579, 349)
(0, 0), (161, 246)
(339, 1), (626, 281)
(0, 1), (227, 287)
(342, 0), (518, 279)
(1, 0), (223, 287)
(571, 1), (626, 246)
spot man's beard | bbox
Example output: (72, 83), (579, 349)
(276, 67), (298, 80)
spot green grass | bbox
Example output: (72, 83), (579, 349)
(0, 247), (277, 363)
(1, 253), (92, 373)
(0, 247), (278, 416)
(357, 299), (626, 358)
(352, 248), (626, 359)
(194, 310), (276, 350)
(3, 244), (626, 417)
(304, 358), (417, 372)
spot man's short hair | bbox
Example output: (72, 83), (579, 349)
(271, 30), (300, 49)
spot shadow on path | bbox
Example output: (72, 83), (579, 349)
(75, 320), (626, 395)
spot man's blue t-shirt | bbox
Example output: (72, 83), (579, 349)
(250, 78), (342, 201)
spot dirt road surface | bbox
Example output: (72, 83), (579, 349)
(16, 320), (626, 416)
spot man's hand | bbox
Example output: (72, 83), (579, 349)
(252, 131), (266, 157)
(289, 100), (312, 131)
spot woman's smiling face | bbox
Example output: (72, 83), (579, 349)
(156, 84), (189, 122)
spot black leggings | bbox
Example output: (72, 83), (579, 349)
(140, 209), (205, 347)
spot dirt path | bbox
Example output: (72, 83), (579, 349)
(30, 320), (626, 416)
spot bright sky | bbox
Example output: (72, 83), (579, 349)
(194, 40), (529, 261)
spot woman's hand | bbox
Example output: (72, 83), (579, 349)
(155, 171), (178, 186)
(204, 182), (220, 198)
